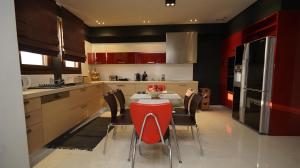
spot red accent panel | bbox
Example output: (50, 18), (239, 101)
(269, 11), (300, 135)
(220, 32), (243, 109)
(106, 52), (136, 64)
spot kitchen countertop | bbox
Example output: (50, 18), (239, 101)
(23, 80), (198, 99)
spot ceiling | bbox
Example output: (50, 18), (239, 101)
(56, 0), (257, 27)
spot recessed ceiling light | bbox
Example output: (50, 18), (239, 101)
(189, 18), (199, 23)
(143, 20), (151, 24)
(165, 0), (176, 7)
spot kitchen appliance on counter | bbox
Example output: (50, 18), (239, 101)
(142, 71), (148, 81)
(90, 69), (100, 81)
(135, 73), (141, 81)
(21, 76), (31, 91)
(236, 37), (276, 134)
(109, 75), (118, 81)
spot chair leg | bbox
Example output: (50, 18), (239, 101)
(128, 128), (135, 161)
(170, 118), (182, 163)
(168, 138), (172, 168)
(112, 126), (117, 139)
(103, 124), (112, 154)
(138, 142), (143, 156)
(191, 126), (195, 140)
(131, 135), (137, 168)
(195, 124), (204, 155)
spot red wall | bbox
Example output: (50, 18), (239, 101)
(220, 32), (243, 109)
(269, 11), (300, 135)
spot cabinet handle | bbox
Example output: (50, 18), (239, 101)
(179, 84), (187, 87)
(24, 100), (29, 105)
(117, 61), (125, 64)
(27, 129), (32, 134)
(25, 114), (31, 119)
(147, 61), (155, 64)
(116, 84), (124, 87)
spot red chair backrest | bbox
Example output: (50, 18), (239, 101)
(130, 102), (172, 144)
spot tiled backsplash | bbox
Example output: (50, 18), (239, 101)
(21, 74), (82, 87)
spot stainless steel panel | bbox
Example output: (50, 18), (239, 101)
(259, 37), (276, 134)
(239, 43), (249, 123)
(166, 32), (197, 64)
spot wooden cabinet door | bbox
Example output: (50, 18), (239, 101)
(27, 123), (44, 153)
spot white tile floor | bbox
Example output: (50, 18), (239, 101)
(33, 106), (300, 168)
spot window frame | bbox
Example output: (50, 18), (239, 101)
(20, 52), (54, 74)
(62, 60), (82, 74)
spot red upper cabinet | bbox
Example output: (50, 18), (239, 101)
(95, 53), (106, 64)
(87, 53), (106, 64)
(136, 53), (166, 64)
(106, 52), (136, 64)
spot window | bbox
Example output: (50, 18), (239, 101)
(65, 60), (79, 68)
(20, 51), (48, 66)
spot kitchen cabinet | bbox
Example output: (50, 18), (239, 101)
(87, 85), (105, 116)
(88, 52), (166, 64)
(42, 89), (90, 143)
(106, 52), (136, 64)
(136, 53), (166, 64)
(88, 53), (107, 64)
(23, 97), (44, 154)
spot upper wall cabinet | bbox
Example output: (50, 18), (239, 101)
(61, 7), (86, 62)
(87, 52), (166, 64)
(14, 0), (59, 56)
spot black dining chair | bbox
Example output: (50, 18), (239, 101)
(172, 93), (203, 154)
(103, 92), (132, 154)
(113, 89), (130, 114)
(173, 92), (196, 116)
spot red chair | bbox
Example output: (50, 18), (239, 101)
(129, 102), (173, 168)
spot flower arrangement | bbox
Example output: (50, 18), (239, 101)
(147, 84), (166, 98)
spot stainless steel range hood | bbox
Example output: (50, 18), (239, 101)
(166, 32), (198, 64)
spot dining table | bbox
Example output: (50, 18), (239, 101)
(129, 92), (183, 163)
(130, 93), (183, 107)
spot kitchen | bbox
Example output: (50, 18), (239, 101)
(1, 0), (300, 168)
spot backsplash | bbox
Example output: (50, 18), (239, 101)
(21, 74), (82, 87)
(90, 64), (193, 81)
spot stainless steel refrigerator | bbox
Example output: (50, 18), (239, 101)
(239, 37), (276, 134)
